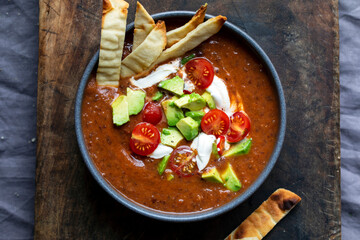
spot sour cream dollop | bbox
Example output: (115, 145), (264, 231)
(206, 75), (233, 115)
(190, 133), (216, 171)
(148, 143), (173, 159)
(130, 59), (180, 89)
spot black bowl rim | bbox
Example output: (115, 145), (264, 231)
(75, 11), (286, 222)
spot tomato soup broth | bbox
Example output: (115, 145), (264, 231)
(82, 30), (280, 213)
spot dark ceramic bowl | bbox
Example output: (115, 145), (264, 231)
(75, 11), (286, 222)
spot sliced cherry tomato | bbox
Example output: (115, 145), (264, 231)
(169, 146), (197, 177)
(130, 122), (160, 156)
(227, 111), (251, 143)
(201, 109), (230, 137)
(217, 136), (226, 156)
(143, 102), (162, 125)
(185, 58), (214, 89)
(183, 89), (192, 94)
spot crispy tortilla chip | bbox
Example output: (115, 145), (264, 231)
(102, 0), (114, 15)
(166, 4), (207, 47)
(225, 189), (301, 240)
(96, 71), (121, 85)
(96, 0), (129, 86)
(153, 15), (226, 66)
(236, 238), (259, 240)
(120, 21), (167, 78)
(133, 2), (155, 50)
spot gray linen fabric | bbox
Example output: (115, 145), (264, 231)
(339, 0), (360, 239)
(0, 0), (38, 239)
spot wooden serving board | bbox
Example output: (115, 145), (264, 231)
(36, 0), (340, 239)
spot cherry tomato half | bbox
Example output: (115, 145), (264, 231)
(185, 58), (214, 89)
(227, 111), (251, 143)
(183, 89), (192, 94)
(201, 109), (230, 137)
(130, 122), (160, 156)
(143, 102), (162, 125)
(169, 146), (197, 177)
(217, 136), (226, 156)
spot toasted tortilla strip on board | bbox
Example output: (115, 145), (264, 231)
(225, 189), (301, 240)
(133, 2), (155, 50)
(96, 0), (129, 86)
(166, 3), (207, 47)
(153, 15), (226, 66)
(121, 21), (167, 78)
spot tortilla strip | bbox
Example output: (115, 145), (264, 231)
(166, 3), (207, 48)
(96, 0), (129, 86)
(133, 2), (155, 50)
(235, 238), (258, 240)
(102, 0), (114, 15)
(120, 21), (167, 78)
(153, 15), (226, 66)
(225, 189), (301, 240)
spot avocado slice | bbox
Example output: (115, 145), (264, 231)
(202, 167), (223, 184)
(202, 91), (216, 109)
(111, 95), (129, 126)
(161, 97), (184, 126)
(223, 138), (252, 157)
(158, 76), (184, 96)
(161, 127), (184, 148)
(185, 110), (205, 125)
(152, 91), (163, 101)
(127, 88), (146, 115)
(176, 117), (199, 141)
(212, 141), (220, 159)
(166, 173), (174, 181)
(157, 155), (170, 175)
(221, 164), (241, 191)
(174, 93), (206, 111)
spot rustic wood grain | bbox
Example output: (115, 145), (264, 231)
(35, 0), (340, 239)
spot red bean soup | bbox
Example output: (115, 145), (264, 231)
(81, 21), (280, 214)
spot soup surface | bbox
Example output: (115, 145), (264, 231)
(81, 24), (280, 213)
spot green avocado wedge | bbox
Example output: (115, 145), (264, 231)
(202, 168), (223, 184)
(223, 138), (252, 157)
(161, 127), (184, 148)
(127, 88), (146, 115)
(158, 76), (184, 96)
(212, 141), (220, 159)
(185, 110), (205, 125)
(201, 91), (216, 109)
(111, 95), (129, 126)
(152, 91), (164, 101)
(221, 164), (241, 191)
(161, 97), (184, 126)
(157, 155), (170, 175)
(176, 117), (199, 141)
(174, 93), (206, 111)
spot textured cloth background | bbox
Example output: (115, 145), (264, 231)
(0, 0), (38, 239)
(0, 0), (358, 239)
(339, 0), (360, 239)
